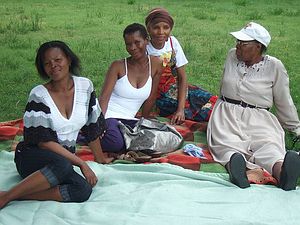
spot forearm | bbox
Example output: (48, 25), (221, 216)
(99, 61), (121, 116)
(88, 138), (107, 163)
(99, 96), (109, 116)
(142, 98), (155, 118)
(143, 63), (162, 118)
(176, 68), (187, 111)
(272, 65), (300, 135)
(177, 85), (187, 110)
(38, 141), (85, 167)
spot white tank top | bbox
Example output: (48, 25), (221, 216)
(105, 56), (152, 119)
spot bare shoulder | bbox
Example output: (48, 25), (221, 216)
(150, 55), (162, 64)
(149, 56), (163, 79)
(107, 59), (125, 76)
(150, 55), (163, 70)
(110, 59), (124, 70)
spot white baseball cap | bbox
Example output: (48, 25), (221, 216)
(230, 22), (271, 47)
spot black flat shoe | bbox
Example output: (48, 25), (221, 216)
(279, 151), (300, 191)
(228, 153), (250, 188)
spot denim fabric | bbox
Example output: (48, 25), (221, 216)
(14, 145), (92, 202)
(40, 166), (60, 187)
(59, 184), (71, 201)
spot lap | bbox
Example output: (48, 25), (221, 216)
(101, 118), (137, 153)
(14, 143), (71, 178)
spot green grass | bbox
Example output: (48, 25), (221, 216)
(0, 0), (299, 150)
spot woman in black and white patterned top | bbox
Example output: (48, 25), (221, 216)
(0, 41), (112, 209)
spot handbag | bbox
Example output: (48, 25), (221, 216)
(118, 117), (183, 153)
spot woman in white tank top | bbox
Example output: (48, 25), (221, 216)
(99, 23), (163, 153)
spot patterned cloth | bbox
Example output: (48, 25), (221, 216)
(147, 36), (217, 122)
(156, 66), (217, 122)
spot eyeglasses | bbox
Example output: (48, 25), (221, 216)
(236, 40), (258, 46)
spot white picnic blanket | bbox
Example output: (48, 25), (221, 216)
(0, 151), (299, 225)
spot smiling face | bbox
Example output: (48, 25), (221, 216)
(147, 21), (171, 49)
(124, 31), (148, 60)
(43, 47), (71, 81)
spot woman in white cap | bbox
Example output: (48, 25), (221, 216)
(207, 22), (300, 190)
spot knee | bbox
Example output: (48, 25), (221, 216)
(72, 182), (93, 202)
(101, 119), (125, 152)
(101, 136), (125, 153)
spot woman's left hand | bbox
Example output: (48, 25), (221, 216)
(171, 109), (185, 125)
(88, 139), (115, 164)
(94, 156), (115, 164)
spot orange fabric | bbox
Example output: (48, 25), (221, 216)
(165, 154), (201, 171)
(170, 120), (208, 141)
(247, 168), (278, 185)
(0, 119), (23, 140)
(76, 147), (95, 161)
(157, 71), (176, 98)
(150, 154), (201, 171)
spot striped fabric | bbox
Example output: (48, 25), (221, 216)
(21, 76), (105, 152)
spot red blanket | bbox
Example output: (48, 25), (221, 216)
(0, 117), (277, 185)
(0, 119), (23, 140)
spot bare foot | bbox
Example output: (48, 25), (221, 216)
(0, 191), (10, 209)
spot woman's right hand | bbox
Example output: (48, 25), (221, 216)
(80, 162), (98, 187)
(171, 109), (185, 125)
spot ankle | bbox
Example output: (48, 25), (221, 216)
(0, 191), (10, 209)
(272, 161), (283, 183)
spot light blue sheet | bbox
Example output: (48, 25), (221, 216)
(0, 151), (299, 225)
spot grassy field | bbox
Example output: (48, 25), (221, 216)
(0, 0), (299, 149)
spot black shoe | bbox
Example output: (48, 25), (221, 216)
(228, 153), (250, 188)
(279, 151), (300, 191)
